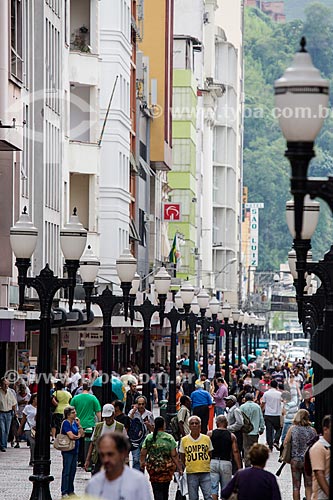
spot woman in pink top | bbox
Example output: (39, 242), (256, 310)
(213, 377), (228, 416)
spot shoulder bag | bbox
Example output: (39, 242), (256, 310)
(279, 426), (293, 464)
(53, 420), (75, 452)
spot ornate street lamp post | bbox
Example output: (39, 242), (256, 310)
(208, 297), (221, 373)
(81, 247), (137, 407)
(275, 37), (333, 496)
(10, 208), (87, 500)
(197, 289), (210, 375)
(237, 311), (244, 365)
(221, 302), (231, 384)
(231, 310), (240, 368)
(83, 253), (171, 409)
(243, 312), (250, 364)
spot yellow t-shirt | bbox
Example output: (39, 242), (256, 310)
(179, 434), (213, 473)
(54, 390), (72, 414)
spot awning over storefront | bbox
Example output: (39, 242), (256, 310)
(0, 319), (25, 342)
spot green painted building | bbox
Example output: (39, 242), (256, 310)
(169, 61), (198, 281)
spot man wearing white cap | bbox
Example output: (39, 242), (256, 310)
(84, 403), (125, 474)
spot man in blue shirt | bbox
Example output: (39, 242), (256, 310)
(191, 384), (213, 434)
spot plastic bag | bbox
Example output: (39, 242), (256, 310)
(174, 471), (188, 497)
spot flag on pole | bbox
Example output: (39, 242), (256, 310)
(169, 233), (182, 271)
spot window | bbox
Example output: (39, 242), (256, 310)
(11, 0), (23, 81)
(139, 209), (146, 247)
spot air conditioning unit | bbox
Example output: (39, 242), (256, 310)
(144, 213), (154, 223)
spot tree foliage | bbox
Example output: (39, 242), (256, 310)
(244, 5), (333, 271)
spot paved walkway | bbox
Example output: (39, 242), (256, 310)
(0, 438), (303, 499)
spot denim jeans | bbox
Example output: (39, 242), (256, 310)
(187, 472), (212, 500)
(0, 411), (13, 449)
(215, 407), (225, 416)
(131, 446), (141, 471)
(61, 452), (78, 495)
(210, 459), (232, 495)
(25, 430), (35, 465)
(281, 421), (292, 444)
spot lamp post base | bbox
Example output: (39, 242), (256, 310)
(29, 473), (54, 500)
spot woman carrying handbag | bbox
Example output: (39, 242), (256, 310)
(59, 405), (84, 498)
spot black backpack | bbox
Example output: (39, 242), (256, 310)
(127, 417), (146, 449)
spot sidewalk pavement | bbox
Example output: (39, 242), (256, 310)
(0, 439), (303, 500)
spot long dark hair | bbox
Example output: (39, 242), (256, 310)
(153, 416), (165, 441)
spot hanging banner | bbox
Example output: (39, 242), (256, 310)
(250, 207), (259, 267)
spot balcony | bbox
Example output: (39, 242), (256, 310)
(69, 51), (100, 87)
(68, 141), (100, 176)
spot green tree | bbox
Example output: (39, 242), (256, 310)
(244, 5), (333, 271)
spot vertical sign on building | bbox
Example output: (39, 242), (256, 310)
(245, 203), (264, 267)
(250, 207), (259, 267)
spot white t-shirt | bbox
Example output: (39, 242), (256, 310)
(23, 404), (37, 431)
(85, 465), (153, 500)
(68, 372), (81, 391)
(262, 388), (282, 416)
(208, 363), (215, 380)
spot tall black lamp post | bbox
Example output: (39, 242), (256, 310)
(81, 247), (137, 407)
(231, 310), (241, 367)
(275, 37), (333, 497)
(175, 283), (196, 392)
(132, 267), (171, 409)
(197, 289), (211, 376)
(220, 302), (231, 384)
(82, 249), (171, 409)
(208, 297), (221, 373)
(237, 311), (244, 365)
(10, 208), (87, 500)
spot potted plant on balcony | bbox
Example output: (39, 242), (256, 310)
(70, 26), (91, 53)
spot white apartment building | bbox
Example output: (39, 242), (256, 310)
(98, 0), (132, 286)
(200, 0), (243, 306)
(173, 0), (243, 306)
(0, 0), (101, 372)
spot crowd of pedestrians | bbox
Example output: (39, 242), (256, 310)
(0, 348), (330, 500)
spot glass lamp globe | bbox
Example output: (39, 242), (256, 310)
(180, 281), (195, 305)
(10, 207), (38, 259)
(79, 245), (100, 283)
(209, 297), (220, 316)
(286, 195), (320, 240)
(154, 267), (171, 295)
(197, 289), (210, 310)
(232, 310), (240, 323)
(274, 37), (329, 142)
(191, 297), (200, 315)
(243, 312), (250, 325)
(116, 249), (137, 283)
(288, 249), (297, 279)
(221, 301), (231, 320)
(60, 208), (87, 261)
